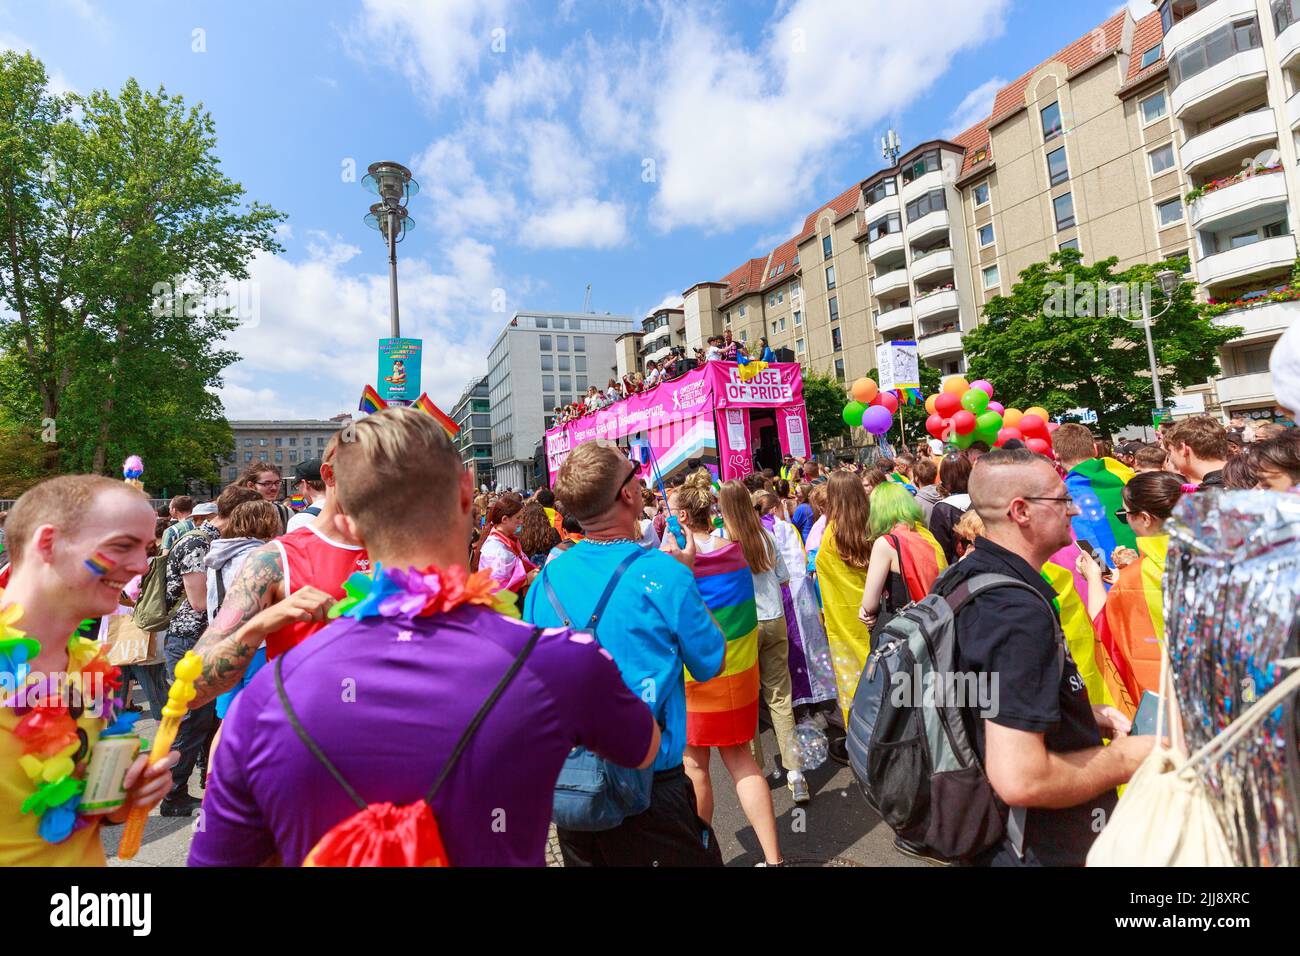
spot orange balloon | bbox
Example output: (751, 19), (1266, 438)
(1003, 408), (1024, 430)
(925, 394), (939, 416)
(942, 375), (969, 395)
(851, 377), (878, 404)
(1025, 405), (1049, 421)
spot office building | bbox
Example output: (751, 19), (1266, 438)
(451, 375), (494, 487)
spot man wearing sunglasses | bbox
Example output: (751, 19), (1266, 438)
(941, 448), (1152, 866)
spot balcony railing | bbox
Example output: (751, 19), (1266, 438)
(1179, 108), (1277, 175)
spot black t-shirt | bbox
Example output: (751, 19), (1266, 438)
(944, 535), (1116, 866)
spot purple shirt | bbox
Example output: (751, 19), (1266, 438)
(188, 605), (653, 867)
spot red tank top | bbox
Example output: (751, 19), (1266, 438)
(268, 525), (370, 659)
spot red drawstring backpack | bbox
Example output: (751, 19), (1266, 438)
(274, 626), (542, 866)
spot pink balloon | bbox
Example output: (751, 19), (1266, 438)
(987, 401), (1004, 415)
(1019, 413), (1047, 438)
(995, 426), (1021, 447)
(971, 379), (994, 397)
(879, 391), (899, 414)
(1025, 437), (1051, 456)
(926, 413), (946, 439)
(1047, 421), (1059, 432)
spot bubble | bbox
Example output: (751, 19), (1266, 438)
(788, 722), (829, 772)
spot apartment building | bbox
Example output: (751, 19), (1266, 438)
(614, 306), (689, 380)
(679, 4), (1296, 422)
(451, 375), (493, 488)
(486, 311), (632, 491)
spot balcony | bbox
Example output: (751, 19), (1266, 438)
(868, 229), (905, 264)
(647, 342), (674, 364)
(1189, 168), (1287, 231)
(1211, 297), (1300, 343)
(863, 192), (900, 221)
(914, 287), (960, 322)
(900, 169), (945, 205)
(911, 247), (955, 282)
(1180, 109), (1277, 176)
(872, 266), (910, 298)
(907, 208), (951, 245)
(875, 306), (914, 337)
(917, 329), (964, 362)
(1166, 0), (1257, 59)
(1197, 235), (1298, 290)
(1172, 49), (1267, 123)
(1279, 7), (1300, 69)
(1215, 370), (1276, 406)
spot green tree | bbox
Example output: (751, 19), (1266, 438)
(803, 368), (849, 451)
(866, 362), (941, 448)
(0, 52), (283, 491)
(962, 249), (1240, 435)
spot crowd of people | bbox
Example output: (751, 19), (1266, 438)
(552, 329), (779, 427)
(0, 389), (1296, 866)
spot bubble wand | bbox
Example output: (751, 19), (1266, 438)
(117, 651), (201, 859)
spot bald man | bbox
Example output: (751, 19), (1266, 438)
(947, 448), (1151, 866)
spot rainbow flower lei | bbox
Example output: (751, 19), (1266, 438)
(0, 597), (126, 843)
(329, 562), (520, 622)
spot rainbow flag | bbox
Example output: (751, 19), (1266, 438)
(289, 493), (307, 509)
(1093, 534), (1168, 716)
(84, 551), (116, 576)
(898, 387), (925, 405)
(685, 541), (760, 747)
(890, 523), (947, 599)
(358, 384), (387, 415)
(1065, 457), (1136, 567)
(1041, 561), (1117, 712)
(415, 392), (460, 439)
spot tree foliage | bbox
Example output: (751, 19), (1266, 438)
(0, 52), (283, 492)
(803, 368), (849, 451)
(962, 249), (1240, 435)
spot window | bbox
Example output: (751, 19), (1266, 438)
(1149, 142), (1175, 176)
(905, 189), (946, 223)
(258, 438), (267, 446)
(1140, 43), (1162, 69)
(244, 452), (253, 462)
(576, 376), (588, 391)
(1059, 237), (1081, 252)
(1276, 0), (1300, 34)
(971, 146), (989, 165)
(557, 335), (569, 351)
(825, 265), (836, 289)
(275, 437), (282, 447)
(982, 264), (1000, 289)
(259, 452), (268, 461)
(1054, 192), (1076, 231)
(796, 338), (806, 354)
(570, 318), (583, 329)
(1169, 17), (1262, 88)
(771, 321), (778, 335)
(558, 354), (570, 371)
(244, 438), (252, 447)
(794, 309), (802, 326)
(779, 317), (786, 331)
(539, 334), (552, 351)
(288, 437), (296, 446)
(867, 212), (902, 242)
(1047, 146), (1069, 187)
(739, 305), (747, 317)
(1041, 101), (1062, 141)
(575, 355), (586, 372)
(724, 311), (731, 325)
(1156, 196), (1183, 228)
(1140, 90), (1167, 125)
(559, 376), (571, 391)
(542, 375), (555, 392)
(834, 358), (845, 382)
(978, 223), (995, 247)
(540, 354), (554, 371)
(865, 178), (897, 206)
(573, 336), (585, 351)
(832, 326), (842, 351)
(1164, 249), (1191, 273)
(318, 437), (327, 447)
(535, 316), (548, 328)
(901, 149), (941, 185)
(768, 293), (777, 307)
(973, 181), (990, 206)
(822, 235), (833, 260)
(828, 296), (839, 323)
(777, 290), (784, 303)
(560, 395), (572, 406)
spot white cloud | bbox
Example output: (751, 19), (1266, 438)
(483, 49), (572, 122)
(648, 0), (1011, 230)
(411, 135), (518, 236)
(522, 198), (628, 249)
(944, 76), (1005, 138)
(522, 119), (599, 199)
(349, 0), (515, 105)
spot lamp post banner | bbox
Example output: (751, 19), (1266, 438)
(377, 337), (421, 401)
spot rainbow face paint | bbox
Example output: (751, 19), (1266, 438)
(84, 552), (116, 576)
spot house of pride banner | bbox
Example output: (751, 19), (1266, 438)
(545, 362), (807, 483)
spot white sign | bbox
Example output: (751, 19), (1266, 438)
(877, 341), (919, 393)
(1170, 392), (1206, 416)
(1065, 407), (1098, 425)
(785, 415), (807, 458)
(726, 409), (746, 451)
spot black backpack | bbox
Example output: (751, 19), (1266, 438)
(846, 570), (1063, 862)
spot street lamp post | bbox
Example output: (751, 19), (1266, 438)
(1138, 269), (1180, 413)
(362, 161), (419, 339)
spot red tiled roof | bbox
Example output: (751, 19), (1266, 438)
(796, 184), (859, 242)
(1124, 10), (1166, 86)
(989, 10), (1127, 127)
(951, 119), (992, 178)
(718, 257), (768, 307)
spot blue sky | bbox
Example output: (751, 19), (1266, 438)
(3, 0), (1152, 419)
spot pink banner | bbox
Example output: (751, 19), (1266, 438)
(708, 362), (803, 408)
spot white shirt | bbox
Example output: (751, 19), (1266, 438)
(706, 346), (723, 362)
(750, 529), (790, 622)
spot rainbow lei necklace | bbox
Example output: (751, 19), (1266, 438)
(328, 562), (520, 622)
(0, 599), (128, 843)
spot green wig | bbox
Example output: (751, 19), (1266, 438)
(868, 481), (923, 539)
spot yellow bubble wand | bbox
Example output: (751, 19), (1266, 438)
(117, 651), (201, 859)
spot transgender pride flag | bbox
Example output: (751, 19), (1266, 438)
(685, 541), (760, 747)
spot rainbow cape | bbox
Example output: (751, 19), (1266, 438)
(890, 523), (947, 600)
(1041, 561), (1117, 711)
(685, 542), (759, 747)
(358, 384), (387, 415)
(415, 392), (461, 439)
(1093, 534), (1168, 716)
(1065, 457), (1136, 567)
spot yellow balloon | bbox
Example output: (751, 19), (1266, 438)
(1003, 408), (1024, 429)
(1025, 406), (1049, 421)
(942, 376), (969, 395)
(925, 394), (938, 416)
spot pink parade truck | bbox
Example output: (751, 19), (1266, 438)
(544, 361), (811, 484)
